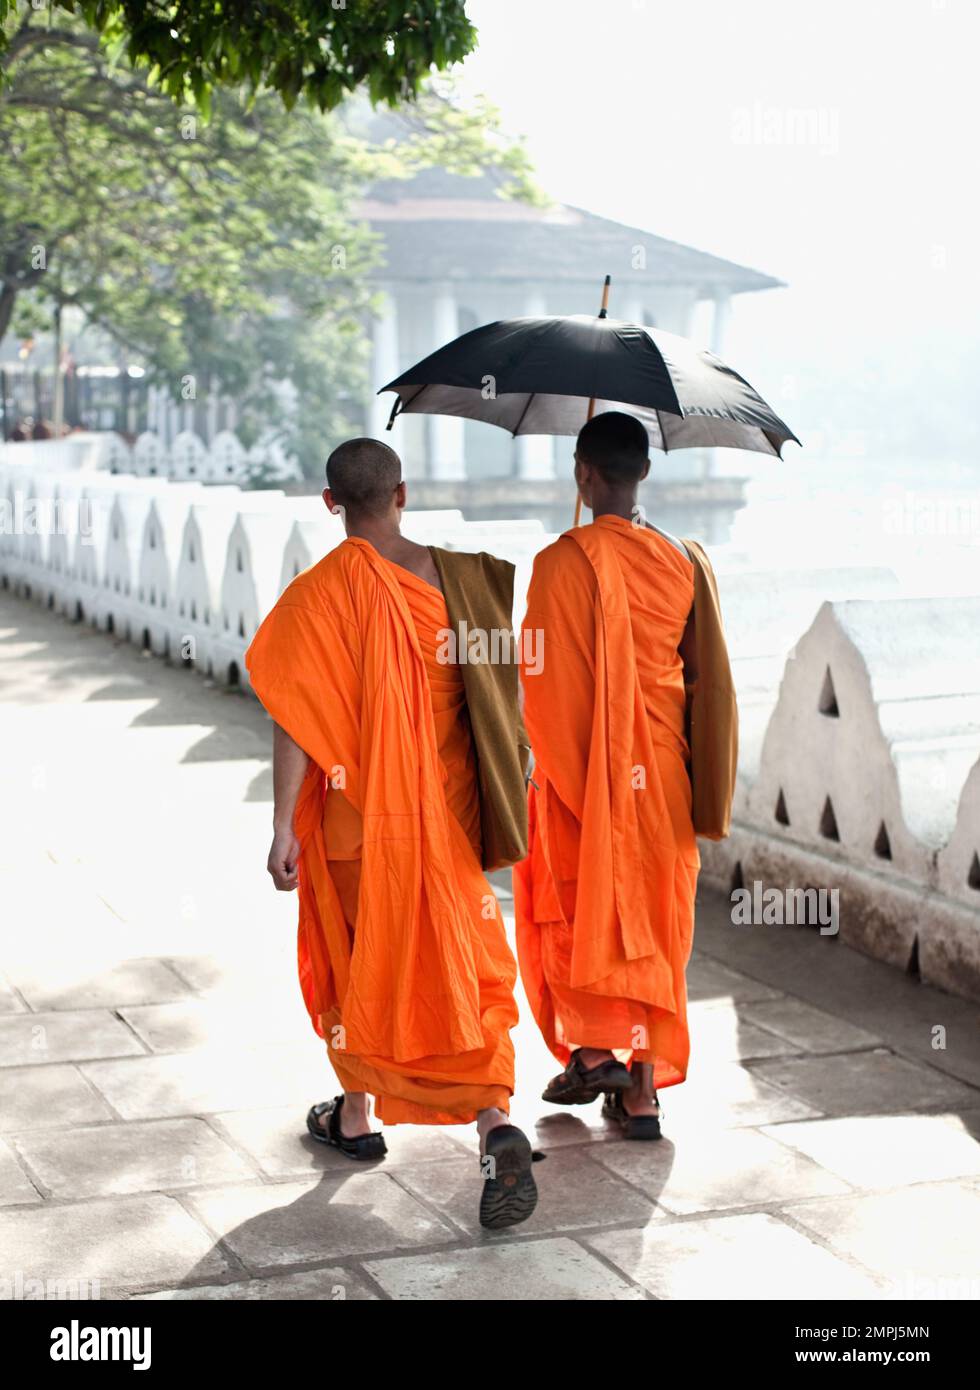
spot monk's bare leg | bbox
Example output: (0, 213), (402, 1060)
(476, 1105), (510, 1152)
(622, 1061), (660, 1117)
(313, 1090), (377, 1138)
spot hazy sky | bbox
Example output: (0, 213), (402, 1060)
(459, 0), (980, 456)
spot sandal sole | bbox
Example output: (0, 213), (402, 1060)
(479, 1129), (539, 1231)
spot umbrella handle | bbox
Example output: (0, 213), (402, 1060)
(573, 275), (611, 527)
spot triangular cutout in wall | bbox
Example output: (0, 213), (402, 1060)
(819, 796), (840, 841)
(968, 852), (980, 890)
(874, 821), (892, 860)
(907, 934), (920, 979)
(818, 666), (840, 717)
(775, 789), (790, 826)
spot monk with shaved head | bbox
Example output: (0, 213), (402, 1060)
(246, 438), (537, 1228)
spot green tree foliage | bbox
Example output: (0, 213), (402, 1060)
(0, 0), (478, 113)
(0, 9), (537, 476)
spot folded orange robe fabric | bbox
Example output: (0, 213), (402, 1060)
(514, 515), (700, 1090)
(245, 538), (517, 1124)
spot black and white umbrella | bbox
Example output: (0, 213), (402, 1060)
(379, 280), (799, 462)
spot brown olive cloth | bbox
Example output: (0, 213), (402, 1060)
(681, 538), (738, 841)
(429, 547), (530, 871)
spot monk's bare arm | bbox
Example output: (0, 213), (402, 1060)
(267, 722), (310, 892)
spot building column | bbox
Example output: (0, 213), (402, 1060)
(206, 391), (219, 445)
(369, 288), (399, 440)
(428, 285), (465, 479)
(166, 396), (179, 448)
(711, 290), (732, 356)
(514, 289), (555, 479)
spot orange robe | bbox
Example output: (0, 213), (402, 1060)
(514, 515), (699, 1090)
(245, 537), (517, 1124)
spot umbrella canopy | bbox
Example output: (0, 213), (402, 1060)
(380, 313), (799, 458)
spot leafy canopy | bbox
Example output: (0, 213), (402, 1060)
(0, 9), (537, 476)
(0, 0), (479, 113)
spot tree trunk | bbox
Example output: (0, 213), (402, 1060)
(0, 283), (18, 346)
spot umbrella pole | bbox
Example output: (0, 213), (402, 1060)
(573, 274), (611, 527)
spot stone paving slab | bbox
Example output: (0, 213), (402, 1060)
(0, 975), (25, 1015)
(12, 1118), (257, 1199)
(364, 1236), (648, 1300)
(391, 1147), (660, 1240)
(0, 1194), (232, 1293)
(587, 1213), (885, 1300)
(0, 1008), (145, 1066)
(79, 1042), (331, 1119)
(739, 996), (883, 1054)
(750, 1049), (979, 1116)
(589, 1127), (852, 1215)
(656, 1061), (822, 1129)
(0, 1139), (41, 1207)
(163, 954), (289, 996)
(118, 998), (310, 1053)
(0, 1064), (115, 1135)
(694, 893), (980, 1091)
(7, 957), (191, 1012)
(686, 954), (783, 1005)
(211, 1105), (470, 1178)
(136, 1267), (380, 1300)
(762, 1112), (980, 1189)
(688, 998), (802, 1063)
(783, 1181), (980, 1294)
(184, 1173), (457, 1269)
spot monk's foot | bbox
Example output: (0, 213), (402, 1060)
(621, 1090), (661, 1118)
(541, 1049), (633, 1106)
(577, 1047), (617, 1069)
(476, 1106), (511, 1156)
(621, 1062), (660, 1118)
(307, 1098), (387, 1160)
(337, 1092), (375, 1139)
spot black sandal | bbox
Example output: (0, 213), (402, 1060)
(306, 1097), (387, 1161)
(479, 1124), (539, 1230)
(601, 1088), (663, 1141)
(541, 1049), (633, 1106)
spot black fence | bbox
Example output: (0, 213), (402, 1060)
(0, 367), (151, 441)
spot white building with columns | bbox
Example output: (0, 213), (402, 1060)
(360, 167), (783, 485)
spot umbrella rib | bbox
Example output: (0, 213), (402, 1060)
(657, 409), (670, 454)
(510, 392), (537, 439)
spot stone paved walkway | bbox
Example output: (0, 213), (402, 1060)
(1, 592), (978, 1301)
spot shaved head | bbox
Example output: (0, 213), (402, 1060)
(325, 437), (402, 518)
(576, 411), (650, 485)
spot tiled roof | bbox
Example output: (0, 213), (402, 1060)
(360, 169), (781, 294)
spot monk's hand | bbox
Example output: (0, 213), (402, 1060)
(268, 827), (301, 891)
